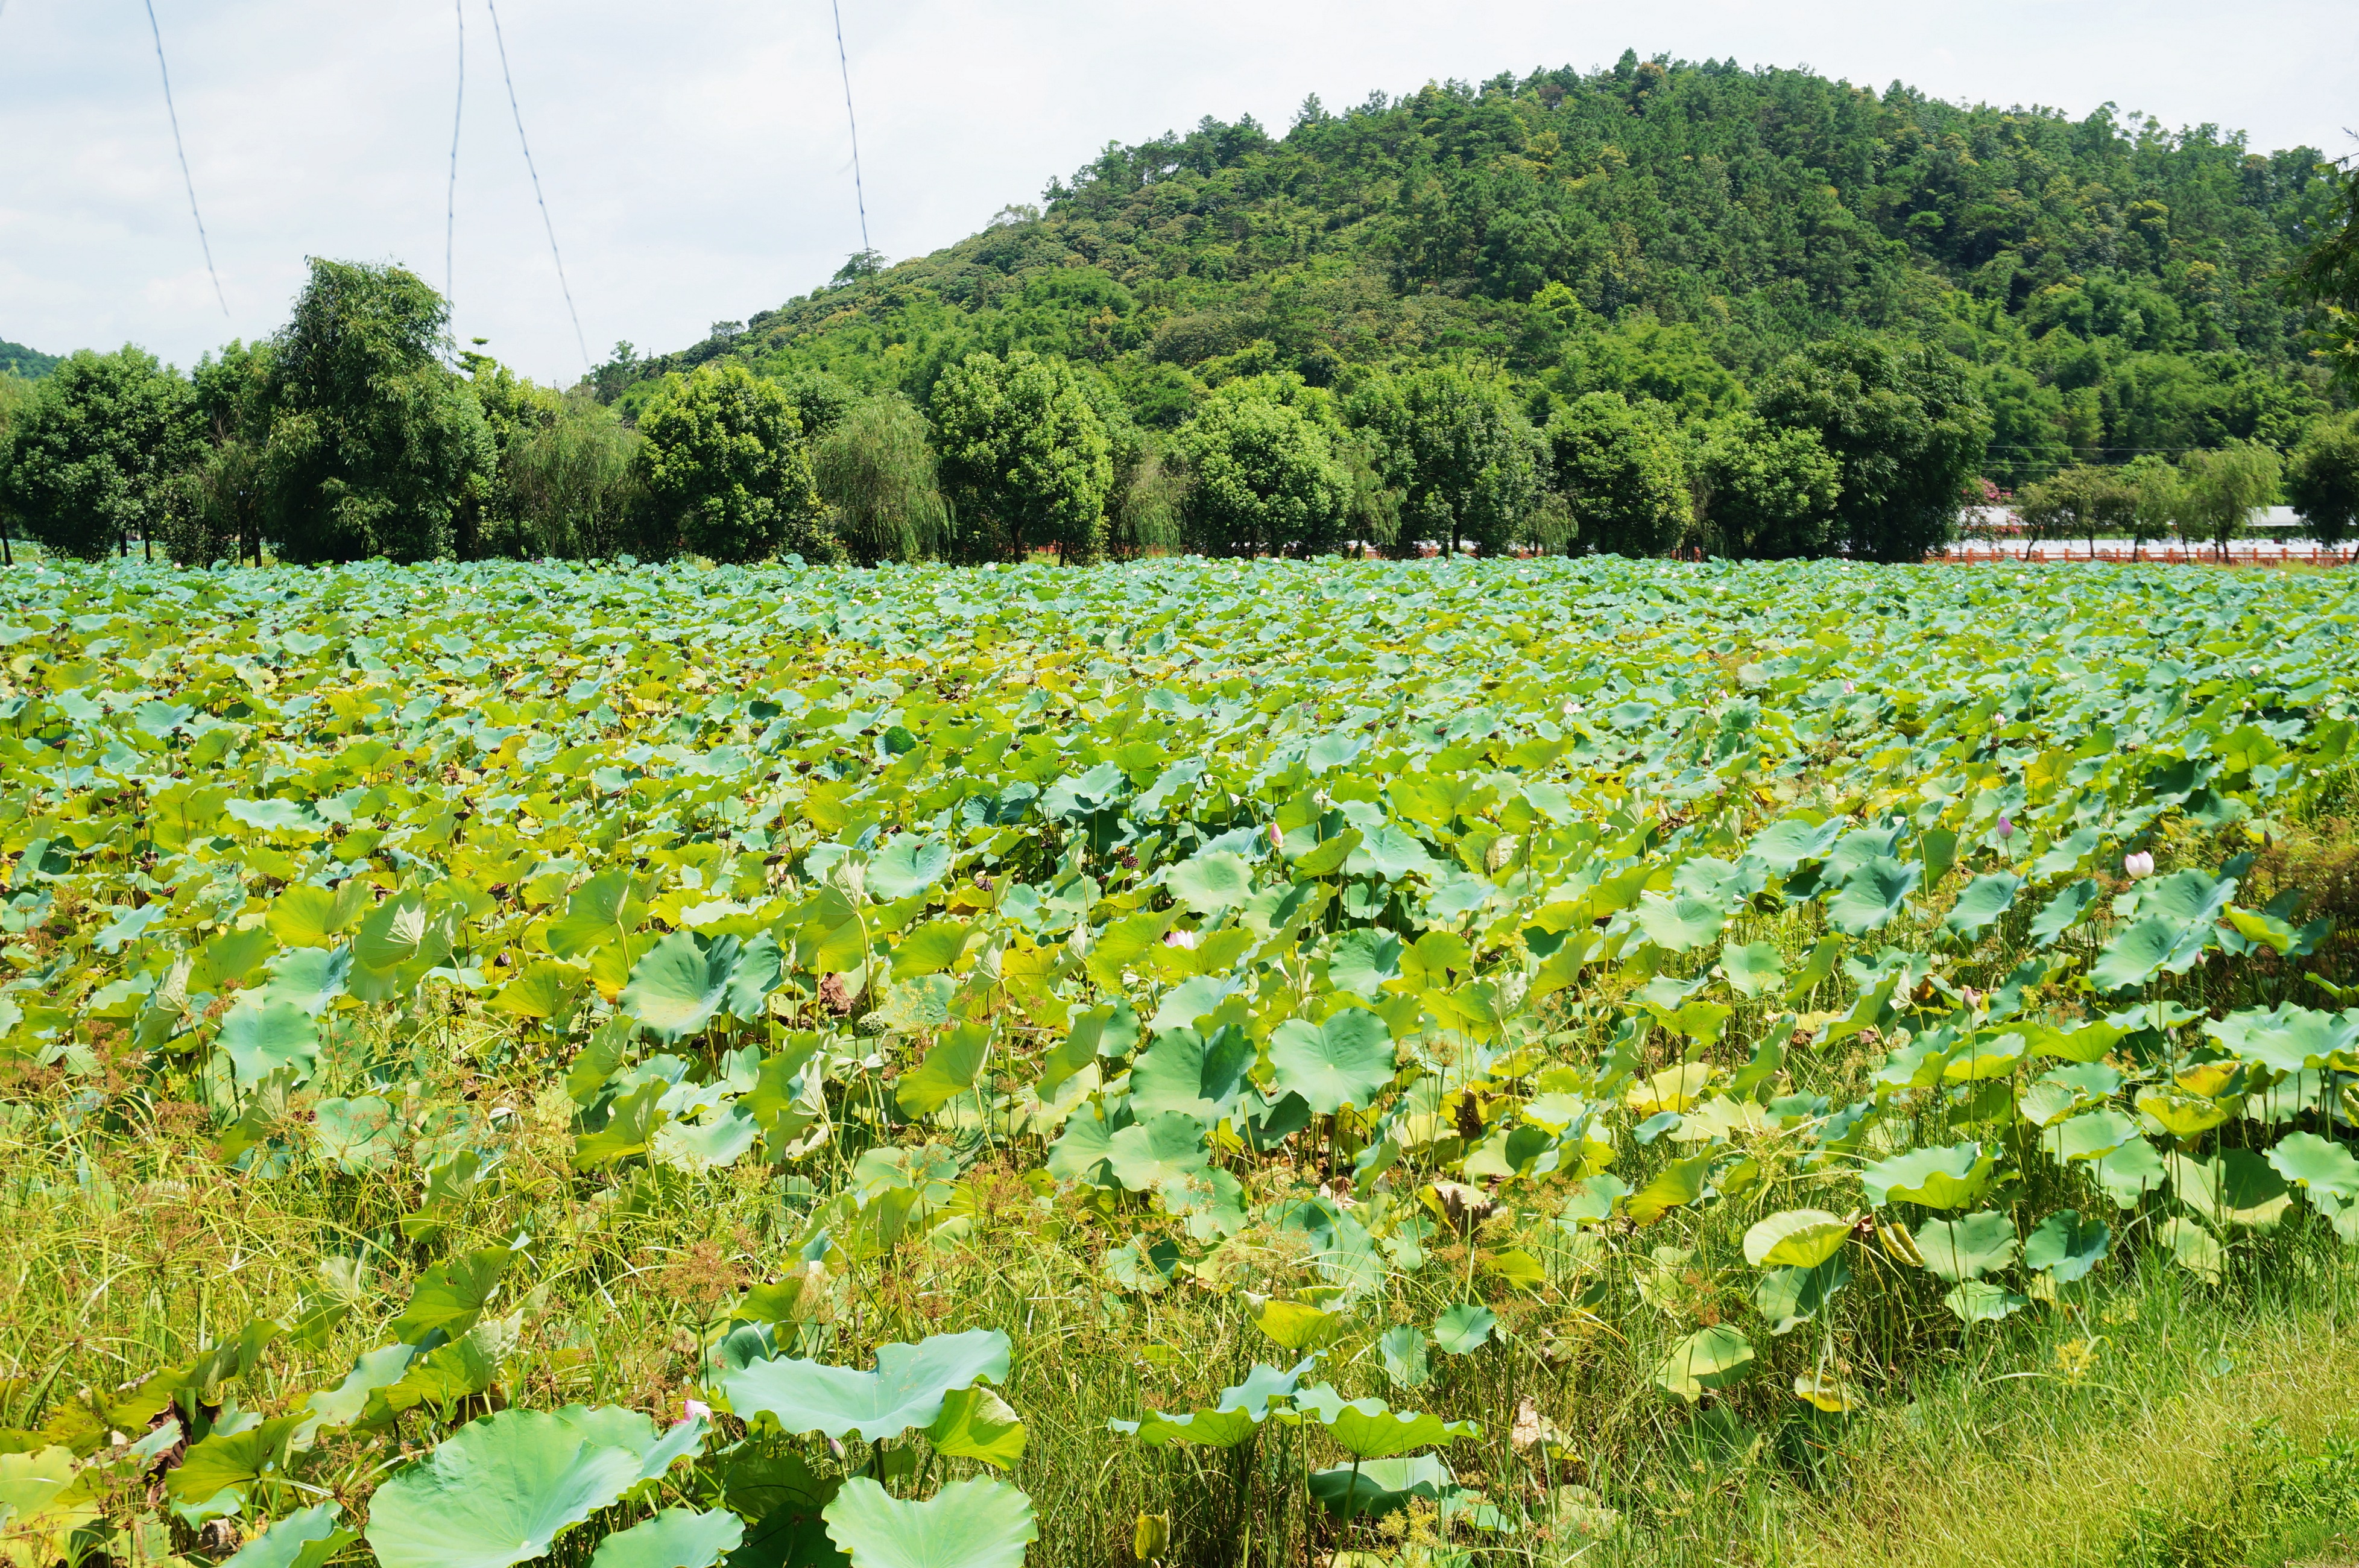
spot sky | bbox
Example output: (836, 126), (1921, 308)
(2, 0), (2353, 386)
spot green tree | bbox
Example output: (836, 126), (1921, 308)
(2118, 453), (2181, 558)
(1542, 391), (1688, 557)
(164, 341), (277, 566)
(1726, 337), (1989, 563)
(930, 350), (1114, 563)
(1345, 367), (1543, 556)
(0, 346), (199, 561)
(812, 395), (950, 565)
(456, 348), (562, 558)
(1693, 415), (1843, 559)
(1175, 375), (1349, 556)
(2285, 411), (2359, 550)
(2288, 159), (2359, 391)
(633, 362), (838, 564)
(258, 259), (494, 563)
(2173, 439), (2283, 557)
(2014, 464), (2136, 558)
(504, 393), (642, 559)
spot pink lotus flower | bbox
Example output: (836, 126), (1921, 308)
(1842, 680), (1856, 695)
(682, 1399), (712, 1421)
(1267, 821), (1283, 851)
(1996, 815), (2013, 839)
(1165, 929), (1198, 950)
(2124, 851), (2155, 880)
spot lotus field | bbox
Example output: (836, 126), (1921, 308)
(3, 555), (2358, 1568)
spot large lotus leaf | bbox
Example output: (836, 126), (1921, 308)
(1827, 856), (1921, 936)
(310, 1096), (400, 1173)
(1860, 1142), (1994, 1210)
(547, 869), (649, 959)
(2168, 1149), (2292, 1231)
(266, 882), (368, 947)
(721, 1329), (1009, 1442)
(894, 1023), (990, 1117)
(222, 1503), (356, 1568)
(1107, 1406), (1260, 1450)
(1625, 1151), (1715, 1225)
(2160, 1216), (2226, 1283)
(1312, 1399), (1480, 1460)
(650, 1104), (760, 1173)
(2024, 1210), (2110, 1282)
(2135, 868), (2239, 928)
(623, 932), (777, 1042)
(821, 1477), (1035, 1568)
(0, 1446), (100, 1565)
(1634, 893), (1725, 953)
(1043, 1102), (1120, 1186)
(1942, 1280), (2027, 1324)
(218, 997), (320, 1087)
(1913, 1210), (2018, 1282)
(355, 890), (453, 976)
(1107, 1111), (1212, 1191)
(490, 959), (589, 1023)
(587, 1510), (744, 1568)
(1653, 1326), (1754, 1402)
(2136, 1089), (2234, 1141)
(2089, 915), (2209, 994)
(924, 1386), (1025, 1469)
(1379, 1325), (1431, 1388)
(2206, 1005), (2359, 1074)
(1719, 941), (1785, 998)
(2029, 878), (2101, 947)
(2091, 1139), (2169, 1209)
(366, 1409), (663, 1568)
(1430, 1303), (1495, 1355)
(2267, 1131), (2359, 1203)
(1268, 1009), (1395, 1114)
(1167, 850), (1254, 914)
(866, 838), (950, 901)
(1743, 1209), (1852, 1270)
(390, 1244), (514, 1343)
(1307, 1454), (1453, 1520)
(1347, 824), (1439, 881)
(1944, 873), (2021, 941)
(1128, 1025), (1253, 1124)
(259, 944), (353, 1015)
(1325, 929), (1403, 997)
(1753, 1254), (1849, 1336)
(1743, 817), (1846, 874)
(1148, 974), (1245, 1033)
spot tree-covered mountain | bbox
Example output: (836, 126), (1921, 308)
(1, 338), (58, 380)
(607, 54), (2349, 489)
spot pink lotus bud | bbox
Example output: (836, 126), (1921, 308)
(1164, 929), (1198, 950)
(1842, 681), (1855, 695)
(1996, 815), (2013, 839)
(2124, 851), (2154, 880)
(682, 1399), (711, 1421)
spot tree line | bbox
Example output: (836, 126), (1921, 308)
(5, 251), (2355, 569)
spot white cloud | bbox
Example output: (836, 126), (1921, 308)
(2, 0), (2352, 384)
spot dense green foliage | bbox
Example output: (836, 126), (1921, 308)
(631, 362), (839, 565)
(931, 350), (1120, 562)
(257, 260), (495, 564)
(1172, 375), (1349, 557)
(2287, 411), (2359, 549)
(632, 58), (2347, 499)
(1, 552), (2356, 1566)
(0, 337), (59, 380)
(0, 346), (199, 560)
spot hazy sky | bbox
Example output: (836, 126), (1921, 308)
(2, 0), (2352, 385)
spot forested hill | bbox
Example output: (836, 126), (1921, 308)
(605, 55), (2347, 487)
(0, 339), (58, 379)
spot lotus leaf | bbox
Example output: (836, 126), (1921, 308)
(1942, 1280), (2027, 1324)
(1913, 1211), (2018, 1282)
(587, 1510), (744, 1568)
(1307, 1454), (1454, 1520)
(1653, 1326), (1754, 1401)
(1944, 872), (2021, 941)
(1268, 1008), (1395, 1114)
(2024, 1210), (2110, 1282)
(1860, 1142), (1994, 1210)
(1431, 1303), (1496, 1355)
(1107, 1112), (1212, 1191)
(720, 1329), (1009, 1442)
(222, 1503), (356, 1568)
(821, 1477), (1037, 1568)
(1754, 1255), (1849, 1335)
(866, 838), (950, 901)
(1742, 1209), (1852, 1270)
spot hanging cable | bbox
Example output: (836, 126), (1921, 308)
(142, 0), (229, 317)
(445, 0), (465, 313)
(830, 0), (871, 258)
(483, 0), (590, 369)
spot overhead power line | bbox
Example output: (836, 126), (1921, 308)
(142, 0), (229, 317)
(830, 0), (871, 256)
(483, 0), (590, 369)
(446, 0), (464, 312)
